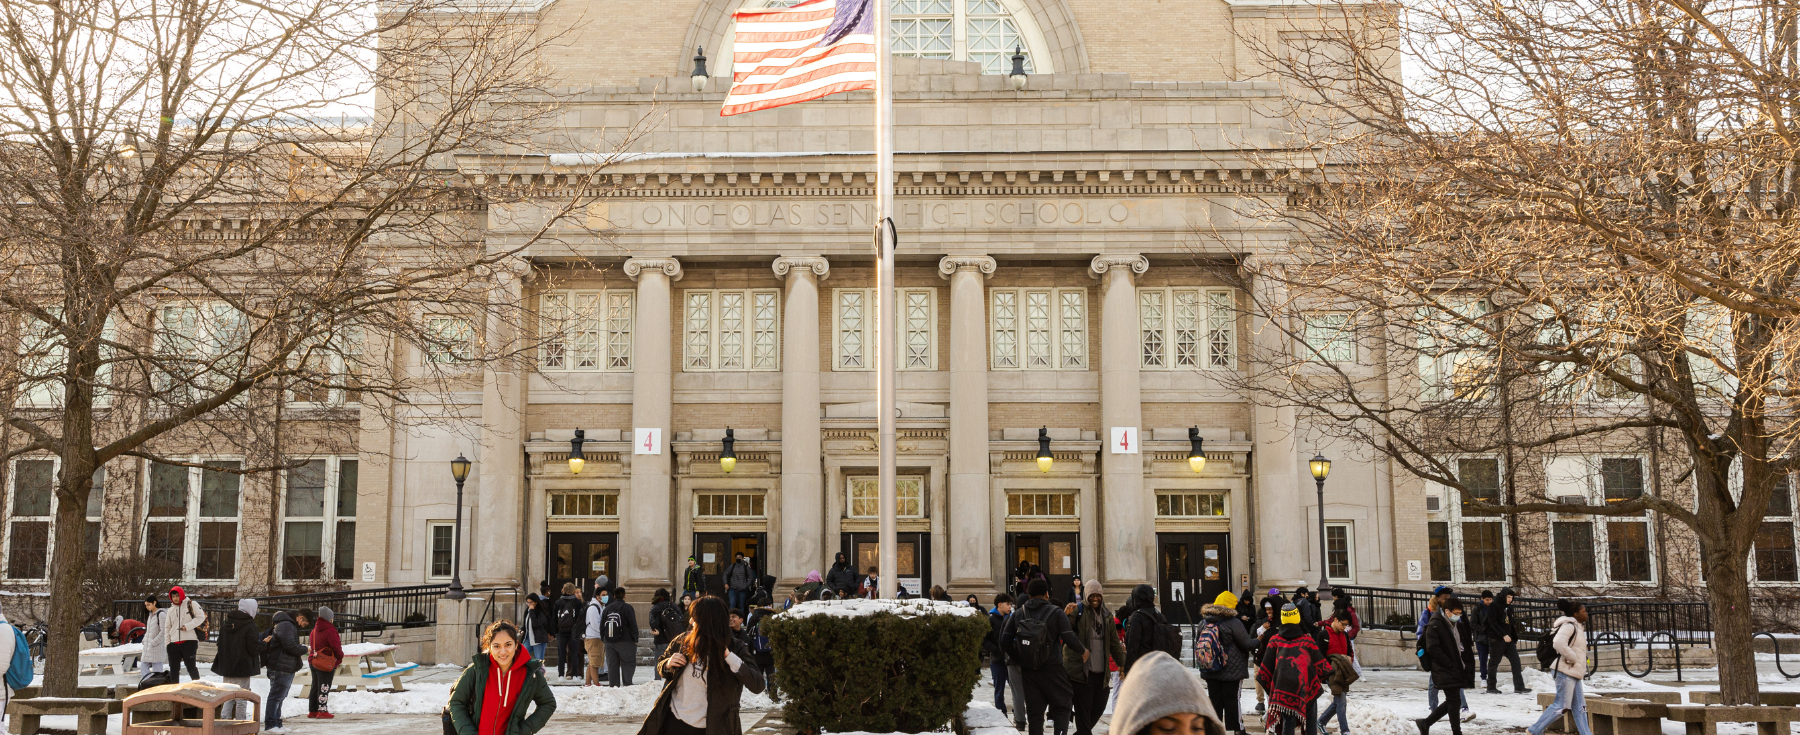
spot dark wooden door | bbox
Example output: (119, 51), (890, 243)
(840, 532), (931, 596)
(547, 532), (616, 598)
(693, 533), (766, 597)
(1156, 533), (1230, 624)
(1006, 532), (1080, 603)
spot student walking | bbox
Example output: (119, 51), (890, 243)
(1415, 597), (1476, 735)
(211, 599), (262, 721)
(139, 596), (170, 683)
(445, 621), (558, 735)
(1470, 591), (1493, 688)
(983, 594), (1019, 723)
(637, 596), (765, 735)
(1256, 604), (1329, 735)
(1064, 582), (1126, 735)
(1200, 591), (1256, 735)
(554, 584), (586, 682)
(166, 586), (206, 682)
(1316, 610), (1361, 735)
(1483, 589), (1531, 694)
(1527, 601), (1593, 735)
(1002, 578), (1085, 735)
(306, 608), (343, 719)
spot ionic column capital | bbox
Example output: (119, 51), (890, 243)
(772, 255), (830, 281)
(937, 255), (997, 280)
(1089, 254), (1149, 280)
(624, 257), (683, 282)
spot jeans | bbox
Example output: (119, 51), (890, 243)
(991, 660), (1010, 713)
(606, 641), (637, 686)
(222, 677), (254, 720)
(1476, 643), (1491, 685)
(1485, 641), (1527, 692)
(1528, 673), (1593, 735)
(308, 666), (334, 713)
(559, 634), (585, 678)
(1006, 665), (1028, 725)
(1422, 687), (1464, 735)
(1020, 667), (1073, 735)
(728, 589), (750, 614)
(1318, 692), (1349, 733)
(1071, 673), (1110, 735)
(265, 670), (295, 729)
(1206, 678), (1242, 732)
(527, 643), (547, 663)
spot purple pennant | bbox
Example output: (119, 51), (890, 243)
(817, 0), (874, 48)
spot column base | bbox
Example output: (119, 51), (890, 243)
(946, 578), (1002, 602)
(1102, 578), (1153, 597)
(623, 579), (675, 606)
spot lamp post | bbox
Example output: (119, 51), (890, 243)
(447, 454), (472, 600)
(1309, 453), (1332, 600)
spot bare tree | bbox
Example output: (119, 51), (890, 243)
(1226, 0), (1800, 704)
(0, 0), (648, 695)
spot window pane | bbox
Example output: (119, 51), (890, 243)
(337, 460), (358, 517)
(84, 520), (101, 562)
(905, 291), (932, 369)
(539, 293), (568, 369)
(1462, 521), (1506, 581)
(1207, 290), (1236, 369)
(1305, 313), (1354, 362)
(200, 461), (241, 517)
(431, 525), (453, 577)
(286, 460), (327, 517)
(752, 291), (780, 370)
(1428, 522), (1452, 581)
(1459, 457), (1502, 516)
(686, 293), (712, 370)
(607, 291), (633, 370)
(86, 467), (105, 518)
(840, 291), (866, 369)
(1140, 290), (1165, 368)
(1606, 521), (1652, 581)
(282, 521), (324, 579)
(1025, 291), (1052, 368)
(334, 521), (357, 580)
(146, 521), (186, 569)
(718, 292), (744, 369)
(1173, 291), (1200, 367)
(1601, 458), (1644, 504)
(572, 293), (601, 369)
(12, 460), (53, 517)
(1059, 290), (1086, 368)
(1553, 522), (1597, 582)
(1756, 522), (1798, 581)
(1325, 525), (1351, 579)
(197, 521), (237, 580)
(1772, 474), (1793, 517)
(148, 463), (188, 517)
(992, 291), (1018, 368)
(5, 521), (48, 579)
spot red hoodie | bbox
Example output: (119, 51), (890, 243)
(478, 649), (532, 735)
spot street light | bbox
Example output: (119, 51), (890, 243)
(720, 427), (737, 473)
(568, 428), (586, 475)
(1310, 453), (1332, 599)
(1187, 427), (1207, 474)
(692, 47), (710, 92)
(447, 454), (472, 600)
(1008, 45), (1029, 91)
(1036, 426), (1053, 472)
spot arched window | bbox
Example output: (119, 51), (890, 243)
(752, 0), (1048, 74)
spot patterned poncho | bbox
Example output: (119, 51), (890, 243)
(1255, 627), (1332, 734)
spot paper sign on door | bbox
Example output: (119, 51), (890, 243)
(634, 428), (662, 455)
(1109, 427), (1139, 454)
(1170, 581), (1185, 601)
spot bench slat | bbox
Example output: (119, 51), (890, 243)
(362, 664), (419, 679)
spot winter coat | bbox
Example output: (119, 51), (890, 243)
(724, 561), (756, 592)
(140, 609), (170, 664)
(169, 598), (206, 643)
(649, 602), (675, 646)
(1423, 611), (1476, 689)
(983, 609), (1010, 664)
(1485, 589), (1518, 643)
(210, 610), (263, 678)
(1111, 652), (1226, 735)
(602, 597), (639, 643)
(1200, 603), (1256, 682)
(1547, 616), (1587, 679)
(1326, 653), (1360, 696)
(521, 604), (552, 647)
(309, 617), (343, 670)
(1001, 597), (1084, 672)
(682, 566), (706, 596)
(1121, 584), (1165, 676)
(825, 561), (858, 595)
(638, 638), (765, 735)
(554, 595), (584, 635)
(263, 612), (307, 674)
(1062, 602), (1127, 683)
(1469, 603), (1491, 645)
(446, 651), (556, 735)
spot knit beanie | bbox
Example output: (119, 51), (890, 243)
(318, 605), (334, 622)
(1214, 591), (1239, 609)
(1280, 603), (1300, 625)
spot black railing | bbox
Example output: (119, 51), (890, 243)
(112, 584), (512, 640)
(1330, 585), (1712, 646)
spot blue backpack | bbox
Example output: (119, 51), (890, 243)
(5, 625), (32, 690)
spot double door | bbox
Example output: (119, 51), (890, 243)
(841, 532), (930, 597)
(1006, 532), (1079, 603)
(1156, 533), (1229, 624)
(694, 533), (766, 598)
(547, 532), (616, 598)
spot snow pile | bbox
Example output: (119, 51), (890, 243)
(325, 681), (774, 716)
(776, 598), (978, 620)
(826, 700), (1006, 735)
(1343, 700), (1421, 735)
(81, 643), (142, 656)
(340, 642), (397, 657)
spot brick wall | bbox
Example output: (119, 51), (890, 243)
(673, 402), (783, 433)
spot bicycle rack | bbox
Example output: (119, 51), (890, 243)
(1584, 631), (1654, 679)
(1755, 632), (1800, 679)
(1644, 631), (1682, 682)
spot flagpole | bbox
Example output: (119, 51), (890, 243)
(874, 0), (898, 600)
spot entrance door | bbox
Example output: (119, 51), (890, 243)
(1006, 532), (1079, 602)
(840, 532), (930, 596)
(693, 533), (766, 598)
(547, 532), (617, 598)
(1156, 533), (1229, 624)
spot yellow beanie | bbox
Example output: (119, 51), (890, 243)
(1214, 591), (1239, 609)
(1280, 604), (1300, 624)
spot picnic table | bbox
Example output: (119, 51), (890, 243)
(77, 643), (141, 677)
(293, 642), (418, 695)
(122, 682), (259, 735)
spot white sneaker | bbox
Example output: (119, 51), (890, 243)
(1461, 709), (1477, 722)
(267, 727), (291, 734)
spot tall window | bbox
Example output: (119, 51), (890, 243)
(143, 459), (242, 581)
(1419, 298), (1494, 402)
(281, 458), (358, 581)
(1325, 523), (1354, 582)
(429, 522), (455, 579)
(990, 288), (1086, 370)
(289, 327), (364, 406)
(1755, 474), (1798, 582)
(1426, 457), (1508, 583)
(155, 302), (248, 404)
(539, 290), (633, 372)
(1303, 313), (1356, 363)
(424, 317), (475, 364)
(685, 290), (780, 371)
(768, 0), (1042, 74)
(1545, 455), (1655, 584)
(847, 476), (925, 518)
(13, 310), (118, 408)
(835, 289), (937, 371)
(1139, 288), (1236, 370)
(5, 459), (53, 579)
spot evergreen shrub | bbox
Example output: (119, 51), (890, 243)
(764, 599), (988, 733)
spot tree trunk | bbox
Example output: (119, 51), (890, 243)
(1703, 546), (1760, 705)
(44, 467), (92, 697)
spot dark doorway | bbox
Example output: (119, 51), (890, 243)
(693, 532), (766, 597)
(1156, 533), (1230, 624)
(547, 532), (616, 598)
(1006, 532), (1080, 603)
(839, 532), (931, 597)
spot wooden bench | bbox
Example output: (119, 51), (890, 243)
(1665, 705), (1800, 735)
(1691, 693), (1800, 707)
(1536, 691), (1681, 733)
(361, 662), (420, 692)
(5, 697), (121, 735)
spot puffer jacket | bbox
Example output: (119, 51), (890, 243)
(1546, 615), (1587, 679)
(825, 557), (858, 595)
(1200, 603), (1256, 682)
(445, 651), (556, 735)
(1121, 584), (1164, 676)
(1423, 610), (1476, 689)
(140, 609), (170, 664)
(262, 611), (306, 674)
(210, 610), (263, 678)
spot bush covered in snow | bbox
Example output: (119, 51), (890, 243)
(765, 598), (987, 733)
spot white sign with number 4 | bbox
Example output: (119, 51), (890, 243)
(1110, 427), (1139, 454)
(634, 428), (662, 455)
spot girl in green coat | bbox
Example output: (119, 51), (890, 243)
(447, 621), (558, 735)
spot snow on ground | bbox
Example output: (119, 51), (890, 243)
(776, 598), (979, 620)
(328, 681), (774, 716)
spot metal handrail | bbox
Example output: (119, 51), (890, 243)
(1756, 632), (1800, 679)
(110, 584), (514, 639)
(1329, 585), (1713, 648)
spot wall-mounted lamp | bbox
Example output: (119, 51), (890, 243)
(1008, 45), (1029, 91)
(1188, 427), (1207, 474)
(720, 427), (737, 473)
(1036, 426), (1053, 472)
(692, 47), (710, 92)
(568, 428), (586, 475)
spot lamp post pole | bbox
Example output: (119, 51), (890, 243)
(1309, 453), (1332, 602)
(448, 454), (472, 600)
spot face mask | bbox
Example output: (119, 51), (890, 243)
(600, 595), (610, 603)
(1448, 613), (1462, 623)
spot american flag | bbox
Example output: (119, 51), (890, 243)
(720, 0), (877, 117)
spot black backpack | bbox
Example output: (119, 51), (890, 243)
(1151, 616), (1183, 659)
(1535, 623), (1567, 670)
(556, 599), (579, 632)
(1010, 609), (1060, 669)
(603, 608), (630, 642)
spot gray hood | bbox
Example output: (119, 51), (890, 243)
(1111, 651), (1225, 735)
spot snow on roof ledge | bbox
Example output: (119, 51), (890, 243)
(775, 598), (980, 621)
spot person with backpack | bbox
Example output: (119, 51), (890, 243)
(166, 585), (206, 682)
(1483, 588), (1531, 694)
(584, 586), (608, 686)
(211, 599), (263, 722)
(745, 594), (778, 698)
(262, 609), (307, 734)
(604, 586), (640, 686)
(1002, 578), (1084, 735)
(1528, 601), (1592, 735)
(1199, 591), (1255, 735)
(306, 607), (343, 719)
(682, 557), (706, 600)
(553, 584), (585, 682)
(650, 589), (677, 648)
(1316, 610), (1361, 735)
(983, 594), (1020, 724)
(139, 596), (171, 683)
(445, 621), (558, 735)
(1064, 582), (1125, 735)
(0, 604), (28, 716)
(1111, 651), (1227, 735)
(1415, 587), (1471, 722)
(724, 554), (756, 614)
(1256, 604), (1329, 735)
(1121, 584), (1179, 678)
(521, 594), (553, 664)
(1415, 597), (1476, 735)
(636, 596), (765, 735)
(1470, 591), (1493, 689)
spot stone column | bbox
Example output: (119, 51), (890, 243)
(474, 265), (527, 588)
(1248, 259), (1303, 587)
(1092, 254), (1150, 588)
(773, 256), (829, 586)
(624, 257), (682, 593)
(939, 255), (997, 594)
